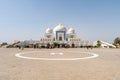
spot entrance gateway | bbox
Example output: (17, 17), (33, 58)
(56, 31), (66, 41)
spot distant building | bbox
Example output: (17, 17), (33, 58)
(40, 24), (81, 48)
(94, 41), (116, 48)
(6, 24), (97, 48)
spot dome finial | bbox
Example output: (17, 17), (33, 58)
(58, 23), (62, 26)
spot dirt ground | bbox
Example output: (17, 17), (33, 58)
(0, 48), (120, 80)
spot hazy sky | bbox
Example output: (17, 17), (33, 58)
(0, 0), (120, 43)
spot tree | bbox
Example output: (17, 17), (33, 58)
(1, 42), (8, 46)
(53, 42), (58, 48)
(96, 40), (101, 47)
(114, 37), (120, 47)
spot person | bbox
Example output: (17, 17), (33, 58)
(86, 46), (89, 49)
(90, 46), (93, 49)
(18, 46), (20, 49)
(21, 46), (24, 50)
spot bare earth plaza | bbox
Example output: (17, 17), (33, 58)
(0, 48), (120, 80)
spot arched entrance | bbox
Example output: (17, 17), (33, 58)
(72, 43), (75, 48)
(47, 43), (50, 48)
(33, 44), (39, 48)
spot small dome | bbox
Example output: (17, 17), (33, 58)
(67, 28), (76, 38)
(67, 28), (75, 34)
(53, 24), (66, 33)
(45, 28), (52, 34)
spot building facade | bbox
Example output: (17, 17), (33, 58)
(9, 24), (95, 48)
(40, 24), (81, 48)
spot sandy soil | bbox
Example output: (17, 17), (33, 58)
(0, 48), (120, 80)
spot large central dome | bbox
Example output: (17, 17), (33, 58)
(53, 24), (66, 33)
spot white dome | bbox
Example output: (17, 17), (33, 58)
(45, 28), (52, 34)
(53, 24), (66, 33)
(67, 28), (75, 34)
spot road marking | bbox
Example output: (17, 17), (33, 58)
(15, 51), (99, 61)
(50, 52), (64, 55)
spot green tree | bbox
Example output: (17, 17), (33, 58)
(97, 40), (101, 47)
(114, 37), (120, 46)
(53, 42), (58, 47)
